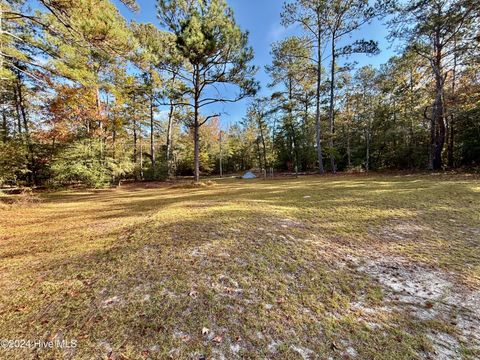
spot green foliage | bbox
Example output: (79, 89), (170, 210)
(0, 140), (29, 185)
(456, 107), (480, 167)
(51, 140), (133, 188)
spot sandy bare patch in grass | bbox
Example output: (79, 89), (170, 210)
(371, 218), (432, 241)
(349, 252), (480, 358)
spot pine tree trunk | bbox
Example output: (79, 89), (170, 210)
(315, 22), (324, 174)
(133, 120), (137, 162)
(150, 93), (156, 175)
(328, 33), (336, 173)
(133, 113), (138, 181)
(447, 115), (454, 168)
(432, 86), (445, 170)
(112, 121), (117, 160)
(255, 139), (262, 169)
(16, 76), (35, 184)
(409, 68), (415, 169)
(13, 86), (22, 135)
(364, 89), (370, 172)
(219, 131), (223, 177)
(366, 127), (370, 172)
(346, 100), (352, 169)
(132, 92), (138, 180)
(140, 135), (143, 180)
(193, 119), (200, 182)
(288, 79), (298, 176)
(259, 120), (267, 171)
(430, 29), (446, 171)
(166, 101), (175, 179)
(193, 69), (201, 182)
(2, 109), (7, 142)
(347, 129), (351, 169)
(448, 42), (457, 168)
(96, 87), (104, 160)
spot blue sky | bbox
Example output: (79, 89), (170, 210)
(114, 0), (395, 128)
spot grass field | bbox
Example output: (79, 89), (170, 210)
(1, 174), (479, 359)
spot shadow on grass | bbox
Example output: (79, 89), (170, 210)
(1, 206), (439, 359)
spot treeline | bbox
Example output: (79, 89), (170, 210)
(1, 0), (479, 187)
(258, 0), (480, 174)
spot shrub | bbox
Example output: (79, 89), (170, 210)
(0, 140), (29, 186)
(51, 139), (134, 188)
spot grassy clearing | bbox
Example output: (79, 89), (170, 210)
(0, 174), (479, 359)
